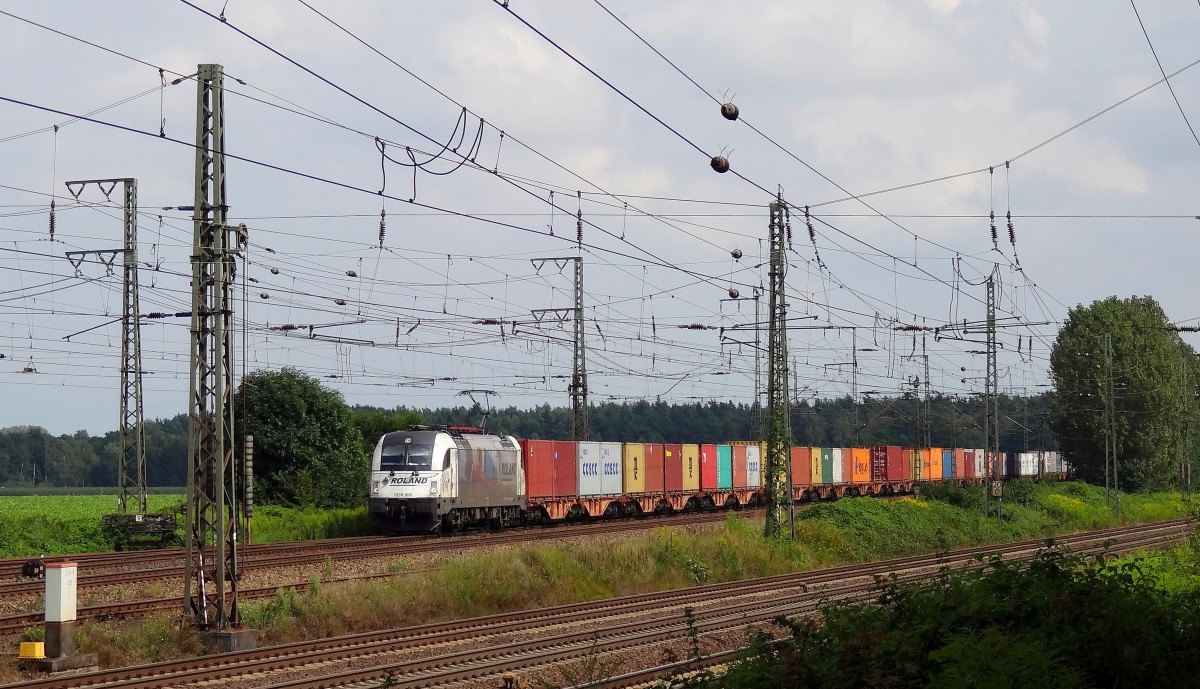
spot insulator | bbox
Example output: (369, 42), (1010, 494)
(346, 270), (358, 278)
(270, 267), (279, 275)
(259, 292), (269, 299)
(720, 102), (739, 121)
(731, 248), (742, 260)
(989, 211), (997, 246)
(1007, 211), (1016, 245)
(728, 287), (740, 299)
(710, 155), (730, 173)
(334, 298), (346, 306)
(378, 209), (386, 247)
(48, 201), (56, 241)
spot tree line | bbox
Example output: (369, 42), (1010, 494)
(3, 293), (1195, 503)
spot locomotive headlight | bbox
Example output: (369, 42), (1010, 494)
(372, 480), (380, 495)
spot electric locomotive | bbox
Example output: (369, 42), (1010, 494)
(368, 425), (525, 532)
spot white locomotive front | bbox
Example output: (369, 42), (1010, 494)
(368, 425), (525, 532)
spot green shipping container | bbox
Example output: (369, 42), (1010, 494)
(820, 448), (834, 485)
(716, 444), (733, 489)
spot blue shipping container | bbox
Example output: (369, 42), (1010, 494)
(942, 449), (954, 478)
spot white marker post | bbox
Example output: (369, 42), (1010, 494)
(39, 561), (97, 672)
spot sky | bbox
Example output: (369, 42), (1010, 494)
(1, 0), (1198, 437)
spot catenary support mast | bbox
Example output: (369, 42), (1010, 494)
(183, 64), (248, 634)
(764, 200), (792, 539)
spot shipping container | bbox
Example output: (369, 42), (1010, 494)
(869, 446), (888, 482)
(963, 449), (976, 478)
(578, 442), (602, 497)
(664, 444), (683, 492)
(699, 444), (718, 491)
(928, 448), (944, 480)
(975, 449), (986, 478)
(851, 447), (871, 483)
(820, 448), (834, 485)
(716, 444), (733, 490)
(942, 448), (954, 479)
(732, 444), (748, 489)
(1005, 452), (1020, 478)
(523, 439), (556, 498)
(954, 448), (967, 478)
(645, 443), (665, 493)
(792, 447), (812, 487)
(810, 447), (823, 485)
(830, 448), (844, 483)
(841, 448), (854, 484)
(907, 448), (922, 480)
(551, 441), (578, 497)
(622, 443), (645, 495)
(888, 445), (907, 481)
(682, 444), (701, 491)
(746, 444), (762, 488)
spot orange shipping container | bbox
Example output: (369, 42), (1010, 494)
(791, 446), (812, 487)
(645, 443), (665, 493)
(840, 448), (854, 484)
(851, 447), (870, 483)
(927, 447), (943, 480)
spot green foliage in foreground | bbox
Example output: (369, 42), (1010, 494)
(696, 544), (1200, 689)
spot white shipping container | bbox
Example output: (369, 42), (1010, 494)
(746, 445), (762, 488)
(831, 448), (844, 483)
(578, 442), (603, 497)
(974, 449), (986, 478)
(599, 442), (623, 496)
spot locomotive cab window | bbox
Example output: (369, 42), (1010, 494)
(443, 449), (453, 470)
(380, 441), (434, 471)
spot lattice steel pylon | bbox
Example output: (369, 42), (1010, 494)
(764, 201), (792, 539)
(183, 63), (247, 630)
(64, 177), (145, 513)
(570, 255), (588, 441)
(986, 265), (1001, 522)
(117, 179), (145, 514)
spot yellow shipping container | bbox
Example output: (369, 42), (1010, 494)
(682, 443), (700, 491)
(622, 442), (645, 494)
(810, 447), (823, 485)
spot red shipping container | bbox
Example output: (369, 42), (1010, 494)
(869, 446), (888, 482)
(790, 446), (812, 487)
(552, 440), (579, 497)
(522, 439), (555, 499)
(954, 448), (967, 478)
(699, 444), (718, 491)
(885, 446), (906, 482)
(840, 448), (854, 485)
(645, 443), (665, 493)
(963, 449), (976, 478)
(664, 444), (684, 492)
(732, 444), (748, 489)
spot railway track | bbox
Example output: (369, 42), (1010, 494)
(4, 518), (1189, 689)
(0, 510), (751, 634)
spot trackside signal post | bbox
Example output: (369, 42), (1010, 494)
(764, 200), (793, 539)
(183, 63), (254, 651)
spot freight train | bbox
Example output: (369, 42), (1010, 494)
(367, 425), (1068, 533)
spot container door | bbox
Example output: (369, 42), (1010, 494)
(577, 441), (602, 497)
(600, 442), (623, 495)
(745, 444), (761, 488)
(830, 448), (844, 483)
(943, 449), (954, 478)
(682, 444), (700, 491)
(820, 448), (833, 485)
(852, 448), (870, 483)
(699, 444), (718, 491)
(963, 450), (975, 478)
(552, 441), (578, 498)
(888, 446), (905, 481)
(664, 444), (684, 492)
(623, 443), (646, 495)
(645, 444), (665, 493)
(523, 439), (554, 499)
